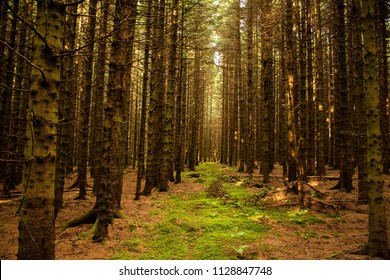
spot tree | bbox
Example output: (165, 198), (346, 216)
(174, 0), (186, 184)
(17, 0), (65, 259)
(135, 0), (153, 199)
(144, 0), (166, 194)
(362, 0), (389, 259)
(285, 0), (299, 184)
(333, 0), (353, 192)
(314, 0), (326, 177)
(76, 0), (98, 200)
(246, 0), (255, 176)
(188, 13), (202, 171)
(376, 0), (390, 175)
(160, 0), (179, 191)
(94, 0), (138, 241)
(260, 0), (275, 183)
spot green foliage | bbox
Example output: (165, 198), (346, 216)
(286, 209), (326, 225)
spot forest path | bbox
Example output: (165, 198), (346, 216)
(1, 163), (389, 259)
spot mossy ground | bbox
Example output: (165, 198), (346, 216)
(112, 162), (334, 260)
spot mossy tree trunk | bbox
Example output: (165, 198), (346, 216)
(17, 0), (65, 259)
(362, 0), (389, 259)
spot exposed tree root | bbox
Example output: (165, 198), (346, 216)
(61, 208), (98, 230)
(62, 206), (126, 231)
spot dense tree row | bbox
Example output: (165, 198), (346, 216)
(0, 0), (388, 259)
(216, 0), (389, 257)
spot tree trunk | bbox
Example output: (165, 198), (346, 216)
(75, 0), (98, 200)
(260, 0), (274, 183)
(94, 0), (138, 241)
(135, 0), (152, 199)
(334, 0), (353, 192)
(362, 0), (389, 258)
(160, 0), (179, 191)
(17, 0), (65, 259)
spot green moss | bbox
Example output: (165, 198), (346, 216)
(112, 163), (329, 260)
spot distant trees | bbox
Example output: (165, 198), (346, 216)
(216, 0), (389, 255)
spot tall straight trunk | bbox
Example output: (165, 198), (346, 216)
(362, 0), (389, 258)
(0, 1), (8, 185)
(306, 0), (315, 176)
(132, 81), (139, 170)
(91, 0), (110, 195)
(144, 0), (166, 193)
(235, 0), (245, 172)
(188, 42), (201, 170)
(347, 0), (367, 201)
(2, 0), (20, 195)
(334, 0), (353, 192)
(14, 2), (32, 190)
(122, 1), (138, 170)
(17, 0), (65, 259)
(175, 0), (186, 183)
(278, 20), (288, 178)
(64, 1), (77, 175)
(160, 0), (179, 191)
(285, 0), (298, 183)
(298, 0), (307, 181)
(135, 0), (152, 199)
(76, 0), (98, 200)
(260, 0), (274, 183)
(56, 0), (79, 213)
(220, 50), (228, 164)
(377, 0), (390, 174)
(314, 0), (325, 176)
(246, 0), (255, 175)
(94, 0), (138, 241)
(331, 2), (340, 169)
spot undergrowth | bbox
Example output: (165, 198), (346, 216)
(112, 162), (333, 260)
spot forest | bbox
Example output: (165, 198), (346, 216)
(0, 0), (389, 260)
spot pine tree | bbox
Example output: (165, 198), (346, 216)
(17, 0), (65, 259)
(362, 0), (389, 258)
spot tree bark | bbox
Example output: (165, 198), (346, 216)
(17, 0), (65, 259)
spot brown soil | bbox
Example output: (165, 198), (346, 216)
(1, 165), (389, 260)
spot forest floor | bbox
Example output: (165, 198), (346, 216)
(1, 162), (390, 260)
